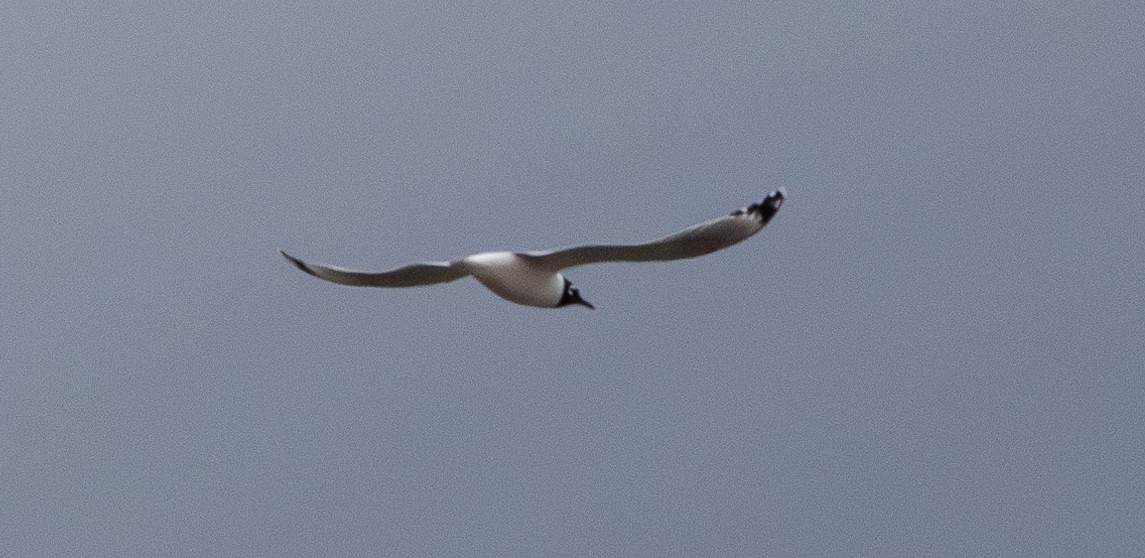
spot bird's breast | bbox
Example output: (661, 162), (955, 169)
(463, 252), (565, 307)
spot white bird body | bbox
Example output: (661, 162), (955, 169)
(281, 190), (785, 309)
(462, 252), (567, 308)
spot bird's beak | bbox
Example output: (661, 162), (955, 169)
(576, 293), (595, 310)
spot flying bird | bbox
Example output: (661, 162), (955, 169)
(281, 189), (785, 309)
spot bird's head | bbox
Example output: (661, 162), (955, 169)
(557, 278), (595, 310)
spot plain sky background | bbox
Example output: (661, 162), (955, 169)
(3, 1), (1143, 556)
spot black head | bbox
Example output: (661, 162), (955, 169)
(557, 278), (595, 309)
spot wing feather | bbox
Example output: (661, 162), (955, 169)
(524, 190), (785, 271)
(279, 250), (469, 288)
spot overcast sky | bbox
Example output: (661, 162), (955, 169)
(3, 2), (1143, 556)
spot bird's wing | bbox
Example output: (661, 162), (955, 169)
(523, 190), (785, 271)
(279, 250), (470, 287)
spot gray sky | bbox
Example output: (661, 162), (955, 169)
(3, 1), (1143, 556)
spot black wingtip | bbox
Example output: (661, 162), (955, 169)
(279, 249), (318, 277)
(746, 189), (785, 224)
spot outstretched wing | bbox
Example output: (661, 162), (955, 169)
(523, 190), (785, 271)
(279, 250), (470, 287)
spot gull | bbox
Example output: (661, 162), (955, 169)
(280, 189), (785, 309)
